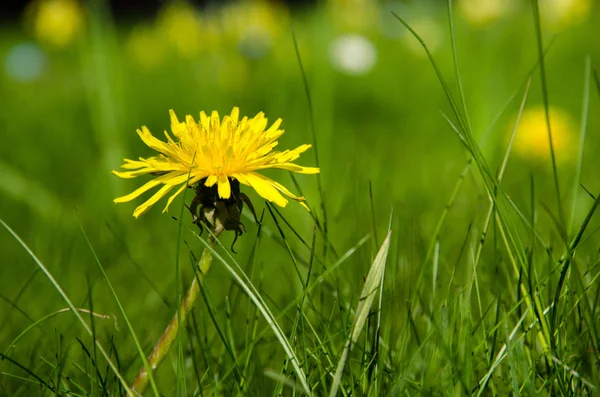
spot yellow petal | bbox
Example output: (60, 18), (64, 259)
(275, 144), (312, 162)
(266, 118), (282, 135)
(229, 107), (239, 124)
(169, 109), (186, 137)
(250, 141), (278, 159)
(112, 169), (155, 179)
(266, 178), (305, 201)
(113, 171), (190, 203)
(120, 158), (148, 169)
(267, 164), (321, 174)
(205, 174), (218, 187)
(133, 184), (174, 218)
(162, 184), (187, 213)
(234, 172), (288, 207)
(199, 111), (209, 129)
(217, 174), (231, 199)
(169, 109), (180, 125)
(136, 126), (174, 156)
(250, 113), (268, 134)
(113, 178), (162, 203)
(210, 110), (220, 133)
(112, 170), (139, 179)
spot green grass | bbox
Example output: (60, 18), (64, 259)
(2, 0), (600, 395)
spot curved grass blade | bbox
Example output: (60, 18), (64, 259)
(291, 25), (329, 258)
(77, 218), (160, 397)
(329, 230), (392, 397)
(0, 218), (136, 397)
(194, 225), (313, 396)
(568, 56), (591, 235)
(531, 0), (566, 238)
(4, 308), (118, 358)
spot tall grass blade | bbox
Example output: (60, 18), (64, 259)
(569, 57), (591, 234)
(193, 227), (313, 396)
(0, 218), (136, 397)
(291, 25), (328, 257)
(447, 0), (471, 132)
(76, 218), (160, 397)
(329, 230), (392, 397)
(530, 0), (566, 238)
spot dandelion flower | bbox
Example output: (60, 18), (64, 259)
(458, 0), (516, 26)
(113, 108), (319, 218)
(401, 17), (443, 56)
(27, 0), (85, 48)
(157, 2), (203, 58)
(125, 24), (166, 70)
(541, 0), (592, 28)
(513, 106), (576, 164)
(328, 0), (380, 34)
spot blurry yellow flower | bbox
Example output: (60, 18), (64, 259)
(27, 0), (85, 48)
(113, 108), (320, 217)
(458, 0), (516, 25)
(401, 16), (442, 55)
(329, 0), (380, 34)
(541, 0), (592, 28)
(157, 2), (203, 58)
(220, 0), (289, 58)
(125, 24), (166, 70)
(513, 106), (576, 164)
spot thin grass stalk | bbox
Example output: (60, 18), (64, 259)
(291, 26), (329, 259)
(0, 219), (136, 397)
(530, 0), (567, 237)
(130, 233), (220, 395)
(568, 56), (591, 235)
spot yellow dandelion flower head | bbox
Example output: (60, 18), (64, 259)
(541, 0), (592, 28)
(125, 24), (167, 70)
(401, 17), (443, 56)
(157, 2), (203, 58)
(27, 0), (85, 48)
(328, 0), (380, 34)
(113, 108), (320, 218)
(512, 106), (576, 164)
(458, 0), (516, 26)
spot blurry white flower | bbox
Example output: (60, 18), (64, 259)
(4, 42), (47, 82)
(330, 34), (377, 75)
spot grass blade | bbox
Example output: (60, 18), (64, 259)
(569, 56), (591, 234)
(76, 218), (160, 397)
(530, 0), (566, 238)
(193, 226), (313, 396)
(329, 230), (392, 397)
(0, 218), (136, 397)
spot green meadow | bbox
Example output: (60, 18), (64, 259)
(2, 0), (600, 395)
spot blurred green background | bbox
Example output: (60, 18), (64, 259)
(1, 0), (600, 395)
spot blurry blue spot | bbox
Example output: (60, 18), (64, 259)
(238, 28), (272, 60)
(4, 42), (47, 83)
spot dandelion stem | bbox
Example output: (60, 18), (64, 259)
(130, 231), (220, 395)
